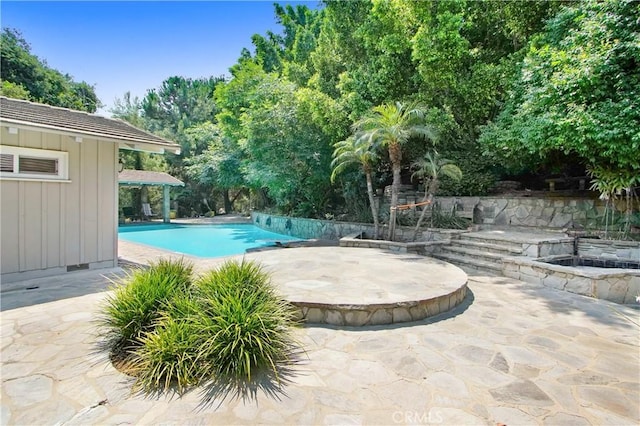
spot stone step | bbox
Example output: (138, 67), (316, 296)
(458, 234), (524, 252)
(431, 252), (502, 274)
(440, 245), (509, 263)
(450, 239), (523, 256)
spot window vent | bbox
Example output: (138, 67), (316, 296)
(0, 154), (13, 172)
(19, 157), (58, 175)
(0, 146), (68, 180)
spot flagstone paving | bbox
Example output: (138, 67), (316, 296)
(1, 252), (639, 425)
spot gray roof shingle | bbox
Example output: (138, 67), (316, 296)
(0, 96), (180, 153)
(118, 169), (184, 186)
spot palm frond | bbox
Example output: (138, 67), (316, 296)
(330, 134), (379, 182)
(440, 163), (463, 182)
(411, 150), (462, 182)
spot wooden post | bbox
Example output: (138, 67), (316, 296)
(163, 186), (170, 223)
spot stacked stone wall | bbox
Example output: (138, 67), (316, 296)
(386, 195), (629, 229)
(578, 239), (640, 262)
(255, 195), (632, 234)
(502, 256), (640, 304)
(375, 191), (629, 229)
(476, 197), (620, 228)
(250, 212), (459, 242)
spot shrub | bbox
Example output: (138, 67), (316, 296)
(131, 295), (202, 394)
(99, 258), (194, 357)
(430, 205), (470, 230)
(196, 259), (272, 295)
(97, 258), (299, 397)
(194, 261), (298, 382)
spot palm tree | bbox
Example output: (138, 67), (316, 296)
(331, 134), (381, 239)
(411, 150), (462, 240)
(354, 102), (436, 240)
(587, 166), (640, 239)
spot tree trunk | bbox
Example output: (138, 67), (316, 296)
(365, 171), (380, 239)
(413, 178), (439, 241)
(388, 142), (402, 241)
(624, 188), (631, 238)
(230, 188), (246, 205)
(223, 189), (232, 213)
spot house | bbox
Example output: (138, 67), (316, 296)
(0, 96), (181, 287)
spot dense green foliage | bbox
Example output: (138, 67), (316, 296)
(481, 0), (640, 177)
(199, 0), (568, 218)
(6, 1), (637, 227)
(99, 259), (299, 395)
(0, 28), (100, 112)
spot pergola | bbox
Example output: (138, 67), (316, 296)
(118, 169), (184, 223)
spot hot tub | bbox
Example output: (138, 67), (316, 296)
(502, 254), (640, 304)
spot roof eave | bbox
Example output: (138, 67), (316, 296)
(0, 118), (182, 155)
(119, 180), (185, 187)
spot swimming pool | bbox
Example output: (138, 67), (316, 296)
(118, 224), (302, 258)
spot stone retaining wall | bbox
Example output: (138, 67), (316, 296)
(475, 197), (623, 228)
(254, 195), (634, 235)
(578, 238), (640, 262)
(251, 212), (462, 242)
(380, 194), (630, 230)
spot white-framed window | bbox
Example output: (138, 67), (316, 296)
(0, 145), (69, 181)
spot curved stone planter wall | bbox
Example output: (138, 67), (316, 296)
(245, 246), (469, 327)
(293, 284), (468, 326)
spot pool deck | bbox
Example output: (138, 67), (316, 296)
(1, 241), (639, 425)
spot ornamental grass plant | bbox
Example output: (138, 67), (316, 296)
(130, 295), (202, 394)
(99, 257), (194, 357)
(193, 260), (299, 383)
(97, 258), (300, 398)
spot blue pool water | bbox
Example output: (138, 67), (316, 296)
(118, 224), (302, 258)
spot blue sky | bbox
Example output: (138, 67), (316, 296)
(1, 1), (319, 115)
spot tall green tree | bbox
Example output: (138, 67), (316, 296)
(111, 92), (167, 216)
(354, 102), (436, 240)
(331, 134), (380, 238)
(130, 76), (226, 215)
(480, 0), (640, 177)
(185, 122), (246, 213)
(0, 28), (100, 112)
(141, 76), (223, 155)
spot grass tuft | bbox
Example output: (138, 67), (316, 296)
(97, 257), (299, 398)
(194, 260), (298, 382)
(99, 258), (194, 357)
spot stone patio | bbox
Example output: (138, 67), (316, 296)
(1, 243), (639, 425)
